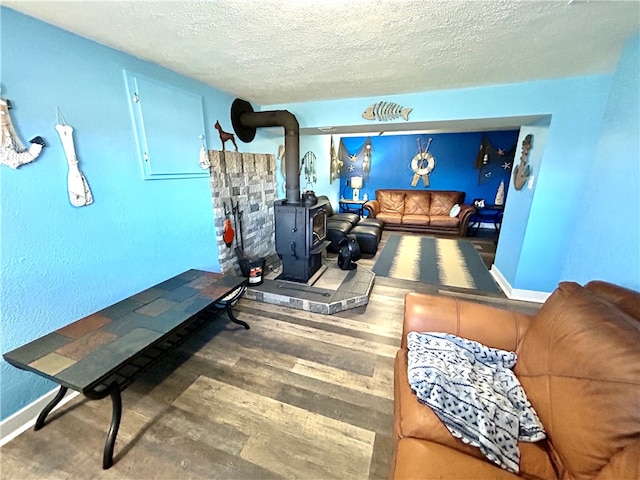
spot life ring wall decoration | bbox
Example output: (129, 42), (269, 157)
(410, 137), (436, 187)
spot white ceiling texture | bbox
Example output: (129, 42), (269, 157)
(5, 1), (640, 133)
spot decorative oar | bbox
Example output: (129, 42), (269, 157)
(55, 108), (93, 207)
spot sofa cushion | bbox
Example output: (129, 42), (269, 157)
(394, 349), (557, 480)
(429, 215), (460, 228)
(331, 212), (360, 226)
(392, 439), (522, 480)
(378, 190), (406, 214)
(404, 191), (430, 215)
(585, 280), (640, 320)
(429, 191), (464, 216)
(401, 214), (430, 226)
(377, 212), (403, 225)
(514, 282), (640, 479)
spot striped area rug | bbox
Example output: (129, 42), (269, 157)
(372, 234), (502, 293)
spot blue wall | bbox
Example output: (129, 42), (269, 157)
(561, 33), (640, 288)
(2, 8), (638, 422)
(0, 8), (269, 421)
(265, 67), (640, 294)
(340, 131), (518, 204)
(495, 122), (549, 287)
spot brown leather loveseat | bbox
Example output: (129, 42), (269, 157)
(364, 189), (475, 236)
(392, 281), (640, 479)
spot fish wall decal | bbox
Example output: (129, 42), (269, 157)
(362, 101), (412, 122)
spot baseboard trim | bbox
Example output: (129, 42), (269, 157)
(490, 265), (551, 303)
(0, 387), (78, 447)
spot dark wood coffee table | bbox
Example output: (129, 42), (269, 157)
(3, 269), (248, 469)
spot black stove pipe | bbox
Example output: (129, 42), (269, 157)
(230, 99), (300, 204)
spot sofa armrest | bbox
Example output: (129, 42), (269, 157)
(402, 292), (532, 351)
(364, 199), (380, 218)
(457, 204), (476, 236)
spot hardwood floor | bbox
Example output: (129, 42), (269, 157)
(0, 230), (539, 479)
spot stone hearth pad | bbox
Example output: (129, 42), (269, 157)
(243, 259), (374, 314)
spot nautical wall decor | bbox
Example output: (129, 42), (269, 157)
(1, 95), (46, 169)
(409, 137), (436, 187)
(339, 137), (373, 181)
(474, 135), (516, 185)
(301, 151), (317, 190)
(214, 120), (238, 151)
(198, 135), (211, 169)
(55, 108), (93, 207)
(362, 101), (412, 122)
(278, 144), (287, 193)
(329, 135), (342, 184)
(513, 134), (533, 191)
(495, 180), (505, 205)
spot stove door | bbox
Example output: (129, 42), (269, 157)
(275, 205), (306, 258)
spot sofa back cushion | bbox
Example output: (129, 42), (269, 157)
(377, 190), (405, 214)
(404, 191), (431, 215)
(315, 195), (335, 216)
(514, 282), (640, 479)
(429, 191), (465, 216)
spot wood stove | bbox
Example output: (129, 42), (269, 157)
(230, 99), (331, 283)
(274, 201), (330, 282)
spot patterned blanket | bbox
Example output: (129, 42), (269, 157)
(407, 332), (546, 472)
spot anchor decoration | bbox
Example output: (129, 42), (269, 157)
(513, 134), (533, 191)
(409, 137), (436, 187)
(1, 95), (46, 169)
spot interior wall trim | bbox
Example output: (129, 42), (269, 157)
(0, 387), (78, 447)
(490, 265), (551, 303)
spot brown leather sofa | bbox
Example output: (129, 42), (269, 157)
(363, 189), (475, 236)
(392, 281), (640, 480)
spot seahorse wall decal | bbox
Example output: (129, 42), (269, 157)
(1, 96), (46, 169)
(513, 134), (533, 191)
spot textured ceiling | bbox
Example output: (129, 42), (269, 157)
(5, 1), (640, 105)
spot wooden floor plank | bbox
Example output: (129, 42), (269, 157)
(1, 230), (543, 479)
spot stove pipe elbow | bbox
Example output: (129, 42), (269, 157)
(231, 99), (301, 204)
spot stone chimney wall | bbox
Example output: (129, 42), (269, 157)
(209, 150), (277, 275)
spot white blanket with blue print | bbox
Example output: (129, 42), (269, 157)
(407, 332), (545, 473)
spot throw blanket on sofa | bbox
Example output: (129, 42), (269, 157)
(406, 332), (546, 473)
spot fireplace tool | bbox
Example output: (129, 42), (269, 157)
(222, 201), (235, 248)
(231, 199), (244, 257)
(231, 198), (265, 285)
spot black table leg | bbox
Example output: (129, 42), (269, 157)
(103, 383), (122, 469)
(227, 304), (250, 330)
(214, 283), (250, 330)
(35, 385), (68, 430)
(85, 382), (122, 469)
